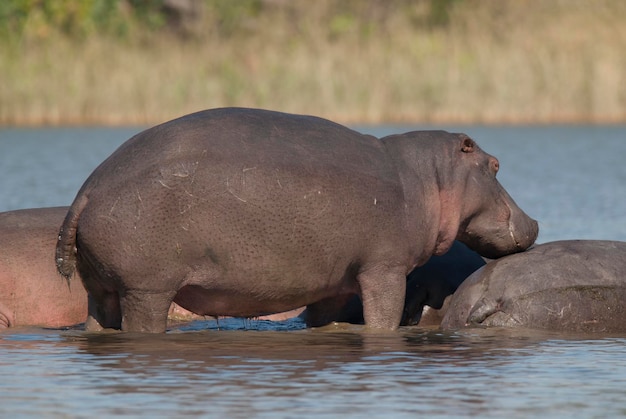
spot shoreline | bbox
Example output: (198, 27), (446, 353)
(3, 112), (626, 128)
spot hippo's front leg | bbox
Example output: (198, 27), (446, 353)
(359, 266), (406, 330)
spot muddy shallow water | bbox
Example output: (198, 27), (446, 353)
(1, 124), (626, 417)
(3, 320), (626, 418)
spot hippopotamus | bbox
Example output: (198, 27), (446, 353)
(56, 107), (538, 333)
(0, 207), (87, 328)
(441, 240), (626, 333)
(402, 240), (487, 325)
(0, 203), (464, 329)
(300, 241), (486, 326)
(0, 207), (207, 329)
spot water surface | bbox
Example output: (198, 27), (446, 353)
(3, 322), (626, 418)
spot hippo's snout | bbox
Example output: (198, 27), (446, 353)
(469, 193), (538, 259)
(461, 211), (538, 259)
(455, 176), (539, 260)
(509, 216), (539, 252)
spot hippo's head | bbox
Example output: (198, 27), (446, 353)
(447, 134), (538, 258)
(383, 130), (538, 260)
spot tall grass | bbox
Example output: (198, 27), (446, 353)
(2, 0), (626, 125)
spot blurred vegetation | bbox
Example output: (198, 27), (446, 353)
(0, 0), (166, 40)
(1, 0), (625, 125)
(0, 0), (456, 40)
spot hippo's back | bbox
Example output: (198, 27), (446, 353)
(73, 108), (407, 289)
(91, 108), (387, 183)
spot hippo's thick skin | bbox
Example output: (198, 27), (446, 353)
(441, 240), (626, 333)
(56, 108), (538, 332)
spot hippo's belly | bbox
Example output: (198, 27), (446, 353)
(174, 277), (360, 318)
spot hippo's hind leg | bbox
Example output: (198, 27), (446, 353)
(77, 259), (122, 331)
(120, 288), (176, 333)
(85, 291), (122, 331)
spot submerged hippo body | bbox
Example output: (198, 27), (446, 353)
(0, 207), (87, 328)
(303, 241), (486, 327)
(0, 207), (205, 329)
(56, 107), (538, 333)
(402, 241), (487, 326)
(441, 240), (626, 333)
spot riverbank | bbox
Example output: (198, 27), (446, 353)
(2, 0), (626, 126)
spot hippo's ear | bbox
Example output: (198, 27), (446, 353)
(459, 135), (476, 153)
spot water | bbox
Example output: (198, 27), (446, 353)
(1, 124), (626, 417)
(3, 324), (626, 418)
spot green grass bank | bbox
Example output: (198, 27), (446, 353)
(2, 0), (626, 126)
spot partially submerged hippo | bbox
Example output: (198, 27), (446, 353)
(402, 241), (486, 326)
(56, 107), (538, 333)
(0, 207), (205, 329)
(441, 240), (626, 333)
(0, 207), (88, 328)
(301, 241), (486, 327)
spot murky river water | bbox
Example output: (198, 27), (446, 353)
(3, 322), (626, 418)
(1, 124), (625, 417)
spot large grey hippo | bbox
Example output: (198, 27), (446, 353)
(441, 240), (626, 333)
(0, 207), (303, 328)
(56, 107), (538, 333)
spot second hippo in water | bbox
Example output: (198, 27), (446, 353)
(56, 107), (538, 333)
(402, 241), (487, 326)
(441, 240), (626, 333)
(0, 207), (87, 328)
(305, 241), (486, 327)
(0, 207), (207, 329)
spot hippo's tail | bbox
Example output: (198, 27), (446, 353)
(56, 193), (89, 286)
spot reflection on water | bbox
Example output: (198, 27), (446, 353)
(2, 323), (626, 418)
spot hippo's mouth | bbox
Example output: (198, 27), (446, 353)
(507, 202), (522, 249)
(506, 200), (539, 252)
